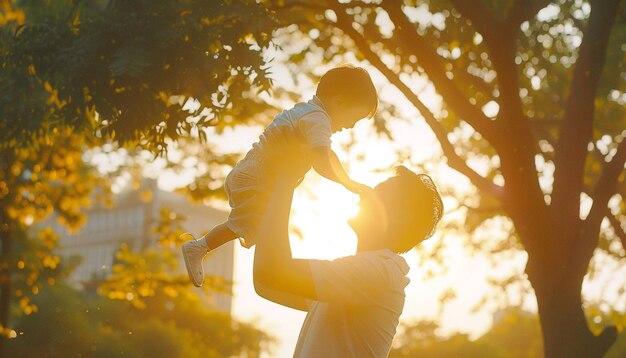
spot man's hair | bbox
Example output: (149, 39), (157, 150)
(375, 166), (443, 254)
(316, 65), (378, 118)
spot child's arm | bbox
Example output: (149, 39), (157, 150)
(311, 147), (372, 194)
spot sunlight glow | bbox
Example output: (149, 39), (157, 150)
(290, 175), (361, 260)
(312, 182), (360, 220)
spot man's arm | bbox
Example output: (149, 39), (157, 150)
(252, 162), (401, 308)
(253, 175), (318, 303)
(311, 147), (371, 194)
(253, 278), (309, 311)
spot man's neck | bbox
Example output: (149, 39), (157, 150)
(356, 238), (388, 253)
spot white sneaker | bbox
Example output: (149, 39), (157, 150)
(181, 233), (209, 287)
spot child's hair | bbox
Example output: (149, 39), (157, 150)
(316, 65), (378, 118)
(374, 166), (443, 254)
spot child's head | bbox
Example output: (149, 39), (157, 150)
(349, 166), (443, 254)
(316, 65), (378, 132)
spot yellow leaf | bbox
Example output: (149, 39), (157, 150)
(163, 286), (179, 298)
(140, 190), (153, 202)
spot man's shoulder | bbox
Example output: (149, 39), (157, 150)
(307, 250), (409, 305)
(313, 250), (410, 283)
(355, 249), (407, 264)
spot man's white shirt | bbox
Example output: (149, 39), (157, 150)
(294, 249), (410, 358)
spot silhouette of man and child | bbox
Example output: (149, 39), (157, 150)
(182, 65), (443, 357)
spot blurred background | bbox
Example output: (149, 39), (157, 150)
(1, 0), (625, 357)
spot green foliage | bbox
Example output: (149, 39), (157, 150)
(1, 128), (97, 229)
(5, 284), (97, 358)
(1, 0), (278, 153)
(5, 283), (272, 358)
(0, 128), (98, 337)
(479, 307), (544, 358)
(391, 307), (626, 357)
(390, 308), (542, 358)
(390, 320), (507, 358)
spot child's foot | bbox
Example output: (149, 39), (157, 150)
(181, 233), (209, 287)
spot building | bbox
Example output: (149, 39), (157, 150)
(51, 180), (234, 313)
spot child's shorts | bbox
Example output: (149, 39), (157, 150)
(224, 153), (269, 248)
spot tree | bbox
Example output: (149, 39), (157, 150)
(268, 0), (626, 356)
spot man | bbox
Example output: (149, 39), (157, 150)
(253, 136), (443, 357)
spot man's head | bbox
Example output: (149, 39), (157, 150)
(349, 166), (443, 254)
(315, 65), (378, 132)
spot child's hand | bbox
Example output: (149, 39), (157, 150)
(346, 181), (374, 195)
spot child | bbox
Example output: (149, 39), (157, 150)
(181, 65), (378, 287)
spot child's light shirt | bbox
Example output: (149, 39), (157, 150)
(252, 95), (332, 157)
(294, 249), (410, 358)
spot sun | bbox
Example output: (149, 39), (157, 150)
(289, 176), (361, 260)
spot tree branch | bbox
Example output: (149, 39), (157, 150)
(449, 0), (548, 243)
(443, 1), (544, 223)
(575, 138), (626, 274)
(607, 212), (626, 255)
(449, 0), (503, 46)
(376, 0), (504, 150)
(451, 63), (496, 98)
(328, 6), (505, 201)
(450, 0), (527, 129)
(587, 140), (626, 229)
(618, 181), (626, 199)
(349, 8), (497, 100)
(505, 0), (554, 29)
(267, 0), (326, 13)
(551, 0), (621, 239)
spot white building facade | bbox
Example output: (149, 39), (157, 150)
(52, 180), (234, 313)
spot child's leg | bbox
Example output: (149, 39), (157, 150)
(182, 222), (239, 287)
(203, 222), (239, 251)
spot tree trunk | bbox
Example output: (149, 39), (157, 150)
(0, 216), (11, 358)
(529, 262), (617, 358)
